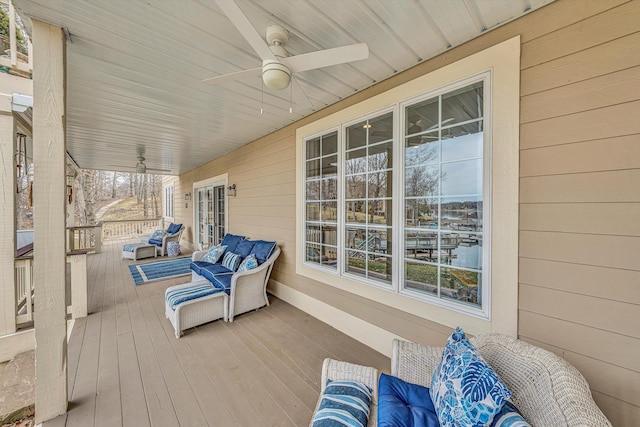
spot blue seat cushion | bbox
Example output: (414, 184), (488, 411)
(200, 263), (233, 276)
(148, 238), (163, 247)
(167, 223), (182, 234)
(190, 260), (216, 275)
(378, 373), (439, 427)
(209, 272), (233, 294)
(235, 239), (257, 258)
(221, 233), (245, 253)
(165, 284), (221, 310)
(249, 240), (276, 264)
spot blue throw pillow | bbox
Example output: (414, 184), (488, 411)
(221, 252), (242, 272)
(430, 327), (511, 427)
(490, 402), (530, 427)
(221, 233), (245, 253)
(378, 373), (439, 427)
(201, 244), (227, 264)
(312, 379), (372, 427)
(235, 239), (257, 258)
(150, 229), (165, 240)
(167, 223), (182, 234)
(237, 254), (258, 272)
(249, 240), (276, 264)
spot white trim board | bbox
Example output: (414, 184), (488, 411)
(268, 279), (405, 357)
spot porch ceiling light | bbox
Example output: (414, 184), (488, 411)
(262, 61), (291, 91)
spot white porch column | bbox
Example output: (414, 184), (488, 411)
(0, 94), (17, 336)
(32, 20), (68, 423)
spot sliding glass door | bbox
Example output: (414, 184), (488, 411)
(195, 184), (225, 250)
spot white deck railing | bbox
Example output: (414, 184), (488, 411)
(101, 218), (162, 240)
(15, 257), (33, 325)
(68, 224), (103, 253)
(0, 0), (32, 76)
(15, 253), (88, 327)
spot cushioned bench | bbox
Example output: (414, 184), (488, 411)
(164, 281), (228, 338)
(122, 242), (157, 261)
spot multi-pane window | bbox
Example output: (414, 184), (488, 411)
(305, 131), (338, 269)
(344, 112), (393, 285)
(164, 185), (174, 218)
(403, 81), (484, 308)
(302, 78), (487, 313)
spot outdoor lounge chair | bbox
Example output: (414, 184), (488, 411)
(141, 223), (184, 256)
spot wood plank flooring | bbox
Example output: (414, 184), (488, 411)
(44, 239), (389, 426)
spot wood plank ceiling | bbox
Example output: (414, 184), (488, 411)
(12, 0), (553, 175)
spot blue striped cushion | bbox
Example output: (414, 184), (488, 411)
(491, 402), (530, 427)
(165, 284), (220, 310)
(312, 380), (372, 427)
(123, 243), (145, 252)
(221, 252), (242, 272)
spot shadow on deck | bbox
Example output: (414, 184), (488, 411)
(44, 239), (389, 427)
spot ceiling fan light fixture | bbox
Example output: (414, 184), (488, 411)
(262, 61), (291, 90)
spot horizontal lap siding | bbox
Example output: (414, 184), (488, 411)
(519, 0), (640, 424)
(175, 0), (638, 424)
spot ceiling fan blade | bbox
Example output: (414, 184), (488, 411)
(202, 67), (261, 85)
(214, 0), (276, 62)
(282, 43), (369, 73)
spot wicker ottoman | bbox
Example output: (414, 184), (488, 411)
(122, 243), (157, 261)
(165, 281), (228, 338)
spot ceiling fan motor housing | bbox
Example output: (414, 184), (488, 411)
(266, 25), (289, 47)
(262, 60), (291, 90)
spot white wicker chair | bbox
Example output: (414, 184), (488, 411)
(391, 335), (612, 427)
(142, 225), (184, 256)
(309, 358), (379, 427)
(191, 246), (281, 321)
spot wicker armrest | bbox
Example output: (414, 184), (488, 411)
(192, 250), (207, 261)
(391, 338), (443, 388)
(310, 358), (379, 427)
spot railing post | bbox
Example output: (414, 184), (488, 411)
(94, 223), (102, 254)
(68, 253), (87, 319)
(9, 1), (17, 67)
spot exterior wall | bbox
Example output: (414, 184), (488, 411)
(175, 0), (639, 424)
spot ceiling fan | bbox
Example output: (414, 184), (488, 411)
(203, 0), (369, 97)
(108, 148), (171, 174)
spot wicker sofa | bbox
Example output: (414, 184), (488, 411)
(189, 235), (280, 322)
(312, 334), (611, 427)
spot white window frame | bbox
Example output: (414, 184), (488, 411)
(164, 185), (174, 221)
(296, 37), (520, 337)
(397, 74), (491, 319)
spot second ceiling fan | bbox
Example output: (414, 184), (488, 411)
(203, 0), (369, 97)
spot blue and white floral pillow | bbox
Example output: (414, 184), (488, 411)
(430, 327), (512, 427)
(237, 254), (258, 272)
(150, 229), (166, 240)
(201, 244), (227, 264)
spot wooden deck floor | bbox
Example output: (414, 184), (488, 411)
(44, 239), (389, 427)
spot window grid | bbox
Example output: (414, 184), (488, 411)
(301, 76), (488, 315)
(343, 113), (394, 285)
(304, 131), (338, 269)
(403, 81), (484, 309)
